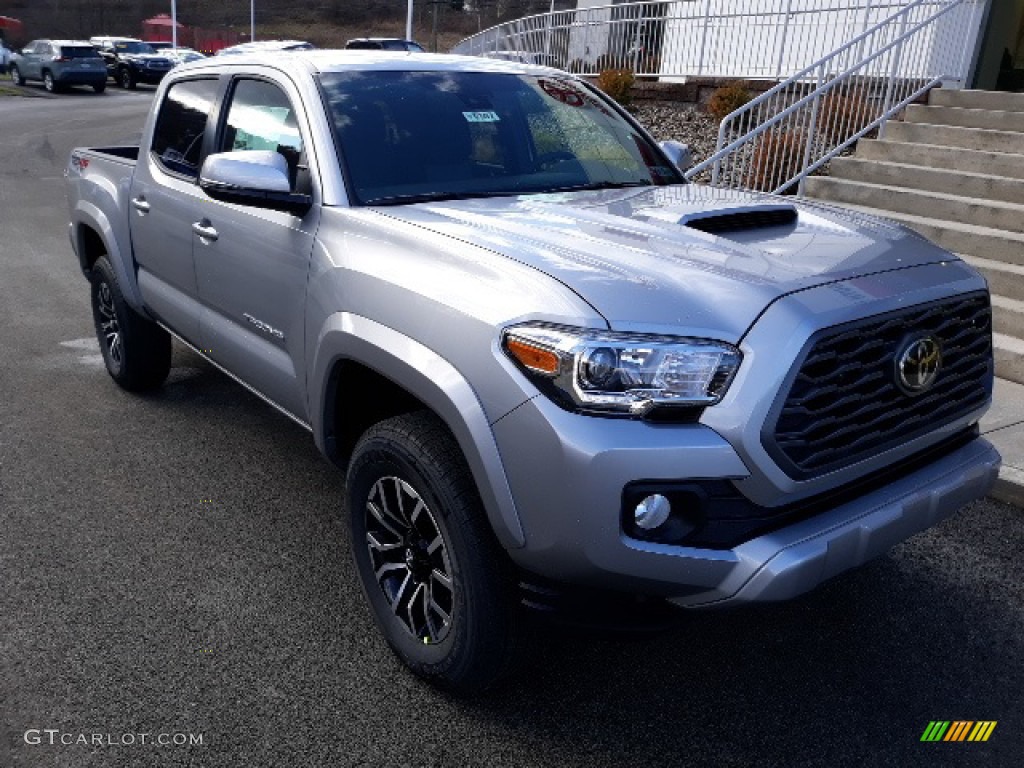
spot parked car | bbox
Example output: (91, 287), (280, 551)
(345, 38), (425, 52)
(1, 43), (12, 72)
(161, 47), (206, 66)
(65, 52), (1000, 692)
(217, 40), (313, 56)
(9, 39), (106, 93)
(89, 36), (173, 89)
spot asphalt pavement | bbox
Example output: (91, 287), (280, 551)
(0, 86), (1021, 768)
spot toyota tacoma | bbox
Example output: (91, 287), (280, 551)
(65, 51), (1000, 691)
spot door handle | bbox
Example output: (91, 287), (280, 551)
(192, 221), (219, 242)
(131, 197), (151, 214)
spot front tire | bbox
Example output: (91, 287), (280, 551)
(119, 67), (136, 90)
(93, 81), (106, 94)
(347, 412), (521, 693)
(89, 256), (171, 391)
(10, 65), (24, 86)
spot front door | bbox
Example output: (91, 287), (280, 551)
(193, 75), (319, 422)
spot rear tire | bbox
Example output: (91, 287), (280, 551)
(93, 81), (106, 94)
(347, 412), (522, 693)
(89, 256), (171, 391)
(43, 70), (57, 92)
(10, 65), (24, 86)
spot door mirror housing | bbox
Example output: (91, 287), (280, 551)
(199, 150), (312, 215)
(658, 140), (693, 173)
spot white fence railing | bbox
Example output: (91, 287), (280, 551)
(451, 0), (982, 82)
(687, 0), (985, 194)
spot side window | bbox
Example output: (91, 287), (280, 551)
(150, 78), (219, 179)
(220, 79), (304, 189)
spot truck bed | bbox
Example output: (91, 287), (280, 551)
(76, 145), (140, 162)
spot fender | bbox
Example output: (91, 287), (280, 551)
(311, 312), (527, 550)
(70, 199), (147, 313)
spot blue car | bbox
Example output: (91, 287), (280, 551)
(10, 39), (107, 93)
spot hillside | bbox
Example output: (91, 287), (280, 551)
(0, 1), (556, 50)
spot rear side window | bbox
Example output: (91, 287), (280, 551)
(151, 78), (220, 179)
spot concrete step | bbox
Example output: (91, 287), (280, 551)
(929, 88), (1024, 113)
(795, 199), (1024, 267)
(885, 121), (1024, 155)
(960, 255), (1024, 304)
(906, 104), (1024, 133)
(993, 332), (1024, 387)
(856, 139), (1024, 180)
(828, 158), (1024, 206)
(992, 295), (1024, 339)
(803, 177), (1024, 234)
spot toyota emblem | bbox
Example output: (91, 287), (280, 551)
(896, 336), (942, 395)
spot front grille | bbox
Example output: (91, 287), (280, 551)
(765, 292), (992, 479)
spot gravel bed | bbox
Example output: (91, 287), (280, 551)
(630, 101), (852, 186)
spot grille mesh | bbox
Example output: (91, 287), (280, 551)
(766, 293), (992, 478)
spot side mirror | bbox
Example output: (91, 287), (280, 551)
(199, 150), (311, 215)
(658, 140), (693, 174)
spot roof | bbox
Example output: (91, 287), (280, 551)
(29, 39), (97, 47)
(204, 49), (557, 73)
(143, 14), (184, 28)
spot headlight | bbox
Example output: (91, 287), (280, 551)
(502, 324), (741, 417)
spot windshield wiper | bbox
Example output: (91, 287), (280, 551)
(369, 191), (496, 206)
(546, 181), (653, 193)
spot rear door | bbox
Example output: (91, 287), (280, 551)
(193, 73), (320, 422)
(20, 42), (42, 79)
(129, 76), (222, 343)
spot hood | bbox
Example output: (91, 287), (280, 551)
(123, 53), (171, 64)
(374, 185), (951, 341)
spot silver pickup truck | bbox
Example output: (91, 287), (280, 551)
(66, 51), (1000, 691)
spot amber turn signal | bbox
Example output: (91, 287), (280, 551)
(506, 337), (560, 375)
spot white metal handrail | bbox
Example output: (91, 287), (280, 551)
(452, 1), (936, 81)
(686, 0), (986, 194)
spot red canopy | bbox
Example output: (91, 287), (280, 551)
(143, 14), (183, 29)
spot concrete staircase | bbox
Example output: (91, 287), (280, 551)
(805, 89), (1024, 386)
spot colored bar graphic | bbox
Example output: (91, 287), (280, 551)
(921, 721), (950, 742)
(921, 720), (996, 742)
(968, 722), (998, 742)
(945, 721), (973, 741)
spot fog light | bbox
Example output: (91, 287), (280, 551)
(634, 494), (671, 530)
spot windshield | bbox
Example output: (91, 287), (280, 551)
(115, 41), (155, 54)
(319, 70), (681, 206)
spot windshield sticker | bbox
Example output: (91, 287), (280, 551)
(539, 80), (585, 107)
(463, 111), (500, 123)
(539, 79), (611, 116)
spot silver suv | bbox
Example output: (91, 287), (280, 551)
(9, 39), (107, 93)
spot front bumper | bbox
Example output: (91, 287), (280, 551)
(132, 66), (171, 84)
(492, 394), (1000, 605)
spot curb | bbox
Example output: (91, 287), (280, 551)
(990, 465), (1024, 508)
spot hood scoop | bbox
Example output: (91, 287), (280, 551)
(681, 204), (798, 236)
